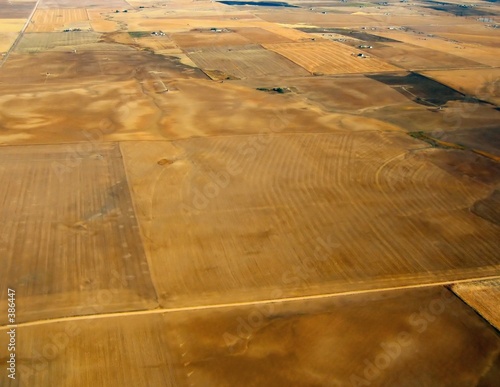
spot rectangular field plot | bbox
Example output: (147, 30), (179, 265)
(16, 32), (101, 52)
(232, 26), (294, 44)
(0, 143), (157, 324)
(171, 30), (252, 49)
(186, 45), (309, 79)
(370, 42), (486, 71)
(0, 0), (36, 18)
(27, 8), (90, 32)
(121, 134), (500, 308)
(263, 41), (400, 75)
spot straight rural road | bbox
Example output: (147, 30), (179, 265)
(2, 273), (499, 330)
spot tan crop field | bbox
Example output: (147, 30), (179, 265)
(422, 68), (500, 106)
(16, 31), (101, 52)
(0, 18), (25, 32)
(121, 134), (499, 307)
(27, 8), (90, 33)
(371, 29), (500, 67)
(263, 41), (400, 75)
(370, 42), (486, 71)
(0, 143), (157, 324)
(0, 32), (18, 53)
(453, 279), (500, 329)
(186, 45), (310, 79)
(0, 286), (498, 386)
(232, 27), (294, 44)
(171, 30), (252, 49)
(87, 9), (120, 33)
(0, 0), (499, 384)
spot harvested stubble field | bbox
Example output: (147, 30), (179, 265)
(15, 31), (101, 52)
(231, 26), (294, 44)
(171, 30), (252, 48)
(185, 45), (309, 79)
(369, 42), (486, 71)
(1, 286), (497, 386)
(0, 0), (499, 385)
(87, 9), (120, 33)
(0, 48), (205, 85)
(453, 279), (500, 329)
(121, 133), (499, 307)
(0, 143), (158, 324)
(263, 74), (410, 111)
(422, 68), (500, 106)
(27, 8), (90, 33)
(263, 41), (400, 74)
(0, 32), (18, 53)
(371, 29), (500, 67)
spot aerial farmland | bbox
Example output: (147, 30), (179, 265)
(0, 0), (499, 385)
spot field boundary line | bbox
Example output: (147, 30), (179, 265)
(0, 0), (41, 69)
(2, 274), (499, 330)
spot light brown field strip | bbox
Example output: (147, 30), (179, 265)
(0, 143), (158, 324)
